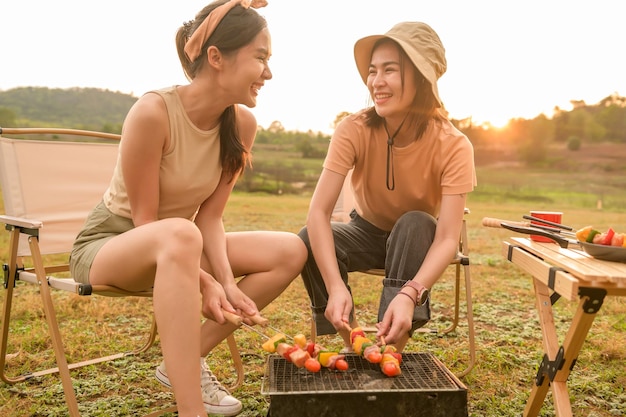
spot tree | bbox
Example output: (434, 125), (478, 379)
(567, 136), (581, 151)
(332, 111), (351, 130)
(0, 107), (16, 127)
(267, 120), (285, 134)
(508, 115), (553, 166)
(596, 99), (626, 141)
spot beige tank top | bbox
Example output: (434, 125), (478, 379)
(103, 86), (222, 220)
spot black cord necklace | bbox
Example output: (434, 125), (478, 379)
(383, 116), (408, 191)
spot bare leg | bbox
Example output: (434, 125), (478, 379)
(200, 231), (307, 354)
(89, 218), (205, 417)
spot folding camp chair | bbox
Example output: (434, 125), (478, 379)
(312, 170), (476, 377)
(0, 127), (244, 416)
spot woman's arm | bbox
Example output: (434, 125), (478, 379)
(306, 168), (351, 328)
(411, 193), (466, 289)
(119, 93), (169, 226)
(194, 106), (258, 317)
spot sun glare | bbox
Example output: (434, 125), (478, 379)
(476, 113), (511, 129)
(463, 115), (510, 130)
(486, 118), (510, 129)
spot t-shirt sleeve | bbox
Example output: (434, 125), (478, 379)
(323, 116), (359, 176)
(440, 133), (476, 195)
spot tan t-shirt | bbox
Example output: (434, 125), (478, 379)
(103, 86), (222, 220)
(324, 110), (476, 231)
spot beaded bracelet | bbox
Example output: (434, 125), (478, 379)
(396, 290), (417, 307)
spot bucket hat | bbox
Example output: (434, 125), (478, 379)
(354, 22), (447, 106)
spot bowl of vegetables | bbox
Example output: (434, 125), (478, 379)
(575, 226), (626, 262)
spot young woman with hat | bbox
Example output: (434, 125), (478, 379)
(70, 1), (306, 415)
(298, 22), (476, 352)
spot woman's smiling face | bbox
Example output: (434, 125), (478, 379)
(222, 27), (273, 108)
(366, 41), (417, 120)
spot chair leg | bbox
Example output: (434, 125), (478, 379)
(310, 314), (317, 344)
(226, 334), (244, 391)
(442, 263), (462, 335)
(0, 229), (25, 385)
(28, 237), (80, 417)
(132, 317), (158, 355)
(455, 262), (476, 378)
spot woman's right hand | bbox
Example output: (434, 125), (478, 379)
(325, 285), (354, 331)
(199, 270), (234, 324)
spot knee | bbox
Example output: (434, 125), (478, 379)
(399, 211), (436, 226)
(297, 225), (311, 250)
(297, 226), (319, 266)
(159, 218), (203, 259)
(285, 233), (308, 270)
(388, 211), (437, 249)
(396, 211), (436, 234)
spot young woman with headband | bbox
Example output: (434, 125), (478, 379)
(70, 1), (306, 415)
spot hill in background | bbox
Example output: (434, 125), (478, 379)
(2, 87), (626, 175)
(0, 87), (136, 132)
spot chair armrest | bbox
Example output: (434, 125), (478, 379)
(0, 214), (43, 229)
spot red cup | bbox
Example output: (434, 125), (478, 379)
(530, 211), (563, 242)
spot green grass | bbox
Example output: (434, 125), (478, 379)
(1, 172), (625, 416)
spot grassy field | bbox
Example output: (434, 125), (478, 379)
(0, 164), (625, 416)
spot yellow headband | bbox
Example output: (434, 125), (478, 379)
(184, 0), (268, 62)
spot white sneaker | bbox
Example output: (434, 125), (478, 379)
(155, 358), (242, 416)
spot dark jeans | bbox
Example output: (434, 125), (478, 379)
(298, 210), (436, 336)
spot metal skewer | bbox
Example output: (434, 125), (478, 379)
(522, 215), (574, 231)
(239, 321), (295, 341)
(221, 309), (293, 341)
(240, 322), (271, 339)
(483, 217), (577, 238)
(530, 223), (577, 238)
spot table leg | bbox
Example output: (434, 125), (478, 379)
(524, 279), (606, 417)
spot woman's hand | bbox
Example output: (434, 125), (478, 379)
(199, 270), (233, 324)
(222, 281), (259, 324)
(376, 291), (415, 344)
(324, 285), (354, 331)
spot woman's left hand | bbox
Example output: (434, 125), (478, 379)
(376, 291), (415, 344)
(223, 282), (259, 324)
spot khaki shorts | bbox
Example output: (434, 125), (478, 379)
(70, 201), (134, 284)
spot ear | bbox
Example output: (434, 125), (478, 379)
(206, 45), (223, 69)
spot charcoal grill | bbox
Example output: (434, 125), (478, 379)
(262, 352), (467, 417)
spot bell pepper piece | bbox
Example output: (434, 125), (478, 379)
(352, 335), (371, 355)
(575, 225), (593, 242)
(293, 333), (307, 349)
(600, 228), (615, 245)
(349, 327), (366, 344)
(318, 351), (339, 367)
(262, 333), (287, 353)
(586, 229), (600, 243)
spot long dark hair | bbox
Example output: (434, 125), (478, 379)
(364, 39), (444, 140)
(175, 0), (267, 181)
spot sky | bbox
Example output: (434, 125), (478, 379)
(1, 0), (625, 133)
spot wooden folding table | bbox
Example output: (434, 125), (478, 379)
(502, 237), (626, 417)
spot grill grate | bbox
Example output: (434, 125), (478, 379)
(262, 352), (463, 394)
(262, 353), (468, 417)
